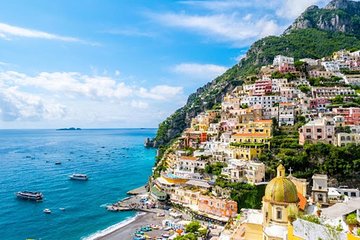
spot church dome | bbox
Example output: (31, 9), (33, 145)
(264, 164), (299, 204)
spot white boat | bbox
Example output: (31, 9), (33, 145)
(43, 208), (51, 214)
(69, 173), (88, 181)
(16, 191), (43, 201)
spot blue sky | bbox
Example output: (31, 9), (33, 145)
(0, 0), (329, 129)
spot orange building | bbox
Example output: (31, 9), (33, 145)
(198, 195), (238, 219)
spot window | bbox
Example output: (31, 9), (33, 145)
(351, 192), (356, 197)
(276, 208), (282, 220)
(318, 194), (323, 202)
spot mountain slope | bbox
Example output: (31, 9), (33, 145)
(285, 0), (360, 36)
(154, 0), (360, 147)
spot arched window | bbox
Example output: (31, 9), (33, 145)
(276, 207), (282, 220)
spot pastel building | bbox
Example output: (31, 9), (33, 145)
(198, 195), (238, 220)
(309, 98), (331, 110)
(333, 107), (360, 125)
(240, 96), (288, 108)
(271, 78), (288, 93)
(335, 133), (360, 147)
(311, 87), (355, 98)
(235, 120), (273, 137)
(311, 174), (328, 205)
(253, 79), (272, 96)
(221, 159), (265, 184)
(170, 188), (200, 207)
(278, 102), (295, 126)
(174, 156), (206, 179)
(231, 133), (272, 148)
(298, 117), (335, 145)
(273, 55), (296, 72)
(322, 61), (340, 72)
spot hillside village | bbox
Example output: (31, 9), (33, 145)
(148, 49), (360, 240)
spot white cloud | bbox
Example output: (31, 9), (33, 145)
(0, 86), (66, 121)
(172, 63), (227, 80)
(0, 22), (94, 44)
(149, 12), (284, 46)
(130, 100), (149, 109)
(0, 70), (183, 123)
(138, 85), (183, 100)
(275, 0), (328, 19)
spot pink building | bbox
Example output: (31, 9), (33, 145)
(278, 63), (296, 73)
(298, 117), (335, 145)
(333, 107), (360, 125)
(309, 98), (331, 110)
(198, 195), (238, 219)
(253, 79), (272, 96)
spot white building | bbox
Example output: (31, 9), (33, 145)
(273, 55), (294, 66)
(311, 87), (355, 98)
(299, 58), (319, 66)
(240, 95), (288, 108)
(221, 159), (265, 184)
(271, 78), (288, 93)
(336, 187), (360, 198)
(312, 174), (328, 204)
(279, 102), (295, 126)
(174, 156), (206, 179)
(322, 61), (340, 72)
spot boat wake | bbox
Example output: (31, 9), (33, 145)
(81, 212), (146, 240)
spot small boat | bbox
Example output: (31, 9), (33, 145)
(55, 162), (61, 165)
(16, 191), (43, 201)
(43, 208), (51, 214)
(69, 173), (88, 181)
(59, 208), (65, 211)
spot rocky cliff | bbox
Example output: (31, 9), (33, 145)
(284, 0), (360, 36)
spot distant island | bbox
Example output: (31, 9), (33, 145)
(56, 127), (82, 131)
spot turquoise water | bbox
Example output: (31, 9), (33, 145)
(0, 129), (156, 240)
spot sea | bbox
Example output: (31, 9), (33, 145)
(0, 128), (157, 240)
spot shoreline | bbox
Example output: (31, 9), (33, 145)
(82, 211), (147, 240)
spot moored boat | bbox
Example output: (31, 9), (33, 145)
(69, 173), (88, 181)
(43, 208), (51, 214)
(16, 191), (43, 201)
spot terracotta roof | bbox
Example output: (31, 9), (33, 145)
(297, 192), (307, 211)
(180, 156), (198, 161)
(254, 120), (272, 123)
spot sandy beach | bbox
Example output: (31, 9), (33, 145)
(92, 212), (166, 240)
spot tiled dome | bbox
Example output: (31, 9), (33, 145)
(264, 165), (299, 203)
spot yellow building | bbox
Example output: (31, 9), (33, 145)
(262, 164), (299, 240)
(231, 145), (263, 161)
(235, 120), (273, 137)
(231, 133), (271, 148)
(231, 165), (360, 240)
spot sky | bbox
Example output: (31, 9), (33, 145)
(0, 0), (330, 129)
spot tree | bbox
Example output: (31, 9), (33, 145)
(174, 233), (197, 240)
(298, 85), (311, 94)
(331, 95), (344, 104)
(185, 221), (201, 233)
